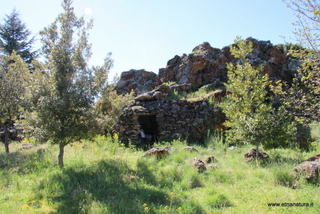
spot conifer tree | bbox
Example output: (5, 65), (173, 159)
(0, 9), (37, 63)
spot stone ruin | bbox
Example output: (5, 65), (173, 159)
(114, 86), (225, 147)
(114, 37), (300, 147)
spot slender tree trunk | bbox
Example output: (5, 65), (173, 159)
(255, 142), (259, 163)
(4, 124), (10, 153)
(58, 143), (65, 168)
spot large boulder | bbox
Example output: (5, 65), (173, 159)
(293, 160), (320, 185)
(115, 69), (160, 95)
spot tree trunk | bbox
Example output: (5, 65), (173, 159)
(4, 124), (10, 153)
(255, 142), (259, 162)
(58, 143), (65, 168)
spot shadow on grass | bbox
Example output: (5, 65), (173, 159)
(0, 149), (50, 174)
(35, 159), (206, 214)
(258, 155), (303, 168)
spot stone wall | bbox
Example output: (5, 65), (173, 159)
(114, 98), (225, 146)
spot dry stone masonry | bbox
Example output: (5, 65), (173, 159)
(114, 96), (225, 147)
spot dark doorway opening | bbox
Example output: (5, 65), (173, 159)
(138, 115), (158, 147)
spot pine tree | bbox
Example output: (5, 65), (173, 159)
(0, 9), (37, 63)
(221, 38), (296, 159)
(37, 0), (110, 168)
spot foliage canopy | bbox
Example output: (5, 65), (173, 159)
(221, 38), (296, 152)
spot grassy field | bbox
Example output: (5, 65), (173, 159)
(0, 134), (319, 214)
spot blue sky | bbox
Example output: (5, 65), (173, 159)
(1, 0), (297, 79)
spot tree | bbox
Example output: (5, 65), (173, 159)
(221, 38), (296, 159)
(273, 1), (320, 150)
(37, 0), (110, 168)
(0, 51), (31, 153)
(281, 0), (320, 124)
(95, 80), (134, 137)
(0, 9), (37, 63)
(283, 0), (320, 55)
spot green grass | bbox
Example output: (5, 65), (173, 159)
(0, 136), (319, 214)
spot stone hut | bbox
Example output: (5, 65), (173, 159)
(114, 85), (225, 147)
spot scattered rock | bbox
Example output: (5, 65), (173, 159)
(204, 155), (217, 163)
(183, 146), (198, 152)
(244, 148), (269, 162)
(192, 158), (207, 173)
(21, 144), (33, 150)
(143, 147), (170, 159)
(306, 154), (320, 162)
(229, 146), (235, 150)
(293, 161), (320, 185)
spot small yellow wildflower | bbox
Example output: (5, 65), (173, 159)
(168, 192), (175, 196)
(164, 206), (169, 209)
(177, 207), (182, 211)
(143, 203), (148, 207)
(21, 204), (32, 209)
(144, 207), (150, 212)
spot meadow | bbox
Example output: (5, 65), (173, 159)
(0, 133), (319, 214)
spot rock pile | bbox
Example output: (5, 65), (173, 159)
(143, 147), (170, 159)
(115, 69), (160, 95)
(159, 38), (295, 87)
(244, 148), (269, 162)
(134, 83), (192, 101)
(204, 155), (218, 164)
(115, 38), (298, 96)
(192, 158), (207, 173)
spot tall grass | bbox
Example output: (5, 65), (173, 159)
(0, 135), (319, 213)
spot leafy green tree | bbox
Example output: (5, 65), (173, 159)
(274, 1), (320, 149)
(221, 38), (296, 158)
(0, 51), (31, 153)
(280, 0), (320, 125)
(95, 80), (134, 137)
(36, 0), (110, 168)
(283, 0), (320, 56)
(0, 9), (37, 63)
